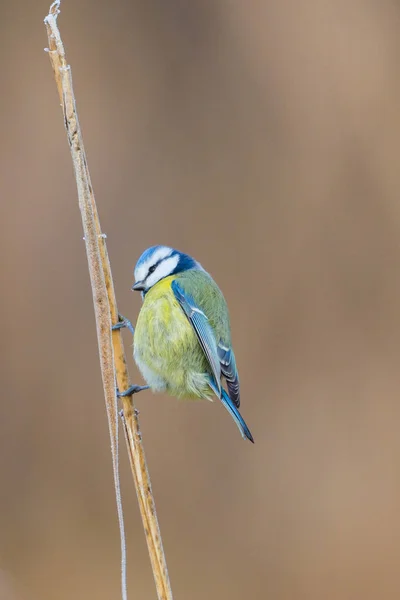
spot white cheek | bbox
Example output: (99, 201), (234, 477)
(135, 264), (147, 282)
(146, 255), (179, 287)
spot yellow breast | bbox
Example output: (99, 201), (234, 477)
(133, 276), (211, 398)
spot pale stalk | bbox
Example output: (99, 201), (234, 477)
(44, 3), (173, 599)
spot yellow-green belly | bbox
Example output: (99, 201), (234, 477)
(133, 276), (212, 400)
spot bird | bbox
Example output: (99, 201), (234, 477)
(115, 245), (254, 443)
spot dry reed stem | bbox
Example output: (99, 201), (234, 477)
(44, 3), (173, 599)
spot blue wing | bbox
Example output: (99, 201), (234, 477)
(217, 343), (240, 408)
(172, 279), (253, 443)
(208, 376), (254, 443)
(171, 280), (222, 396)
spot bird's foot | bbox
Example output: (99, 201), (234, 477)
(112, 313), (135, 335)
(117, 384), (149, 398)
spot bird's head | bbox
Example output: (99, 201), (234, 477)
(132, 245), (201, 294)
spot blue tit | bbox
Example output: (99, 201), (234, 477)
(130, 245), (254, 443)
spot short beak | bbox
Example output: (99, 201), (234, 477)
(132, 281), (145, 291)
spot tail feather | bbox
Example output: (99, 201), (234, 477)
(208, 377), (254, 443)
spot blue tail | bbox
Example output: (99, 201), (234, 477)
(208, 378), (254, 443)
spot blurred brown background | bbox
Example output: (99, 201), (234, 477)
(1, 0), (400, 598)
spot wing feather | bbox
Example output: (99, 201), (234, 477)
(217, 343), (240, 407)
(171, 280), (221, 396)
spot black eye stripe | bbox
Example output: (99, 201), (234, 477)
(146, 256), (167, 277)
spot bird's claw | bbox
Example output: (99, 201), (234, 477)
(112, 313), (135, 335)
(116, 384), (149, 398)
